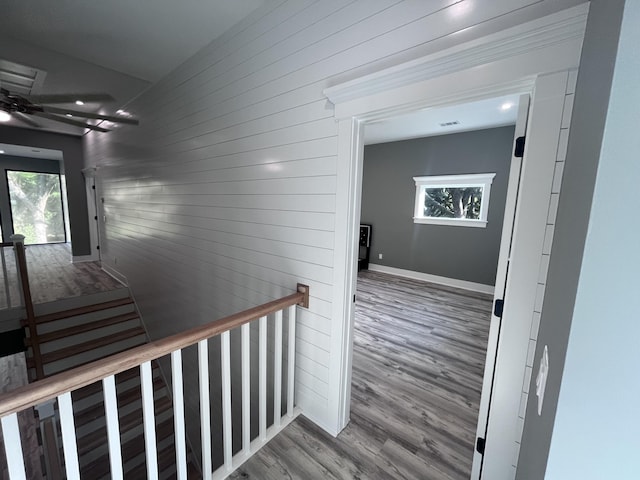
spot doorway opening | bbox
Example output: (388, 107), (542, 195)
(0, 143), (69, 247)
(6, 170), (67, 245)
(350, 94), (527, 477)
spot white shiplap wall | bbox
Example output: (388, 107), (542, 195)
(84, 0), (587, 436)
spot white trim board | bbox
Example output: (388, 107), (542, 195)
(72, 254), (98, 263)
(101, 264), (128, 287)
(367, 264), (495, 295)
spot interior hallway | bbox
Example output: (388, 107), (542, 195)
(231, 270), (493, 479)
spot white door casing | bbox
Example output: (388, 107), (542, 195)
(324, 4), (588, 479)
(473, 92), (530, 475)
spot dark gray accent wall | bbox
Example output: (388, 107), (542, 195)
(361, 126), (515, 286)
(515, 1), (626, 478)
(0, 126), (91, 256)
(0, 155), (61, 241)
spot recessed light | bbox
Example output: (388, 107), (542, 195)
(501, 102), (514, 111)
(0, 111), (11, 122)
(66, 113), (73, 117)
(75, 100), (84, 106)
(0, 150), (5, 154)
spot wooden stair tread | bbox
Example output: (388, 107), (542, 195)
(26, 297), (134, 325)
(80, 417), (175, 478)
(28, 327), (146, 366)
(127, 442), (202, 480)
(74, 376), (164, 429)
(72, 361), (161, 402)
(26, 311), (140, 345)
(77, 395), (173, 456)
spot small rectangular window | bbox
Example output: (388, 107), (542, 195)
(413, 173), (496, 227)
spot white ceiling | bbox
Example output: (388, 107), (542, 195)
(0, 0), (265, 137)
(364, 94), (521, 145)
(0, 0), (265, 82)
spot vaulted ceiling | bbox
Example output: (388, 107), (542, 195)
(0, 0), (265, 135)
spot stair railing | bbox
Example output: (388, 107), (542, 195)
(0, 283), (309, 480)
(0, 235), (32, 312)
(9, 234), (44, 380)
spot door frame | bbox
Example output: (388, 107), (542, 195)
(80, 167), (101, 262)
(323, 4), (588, 479)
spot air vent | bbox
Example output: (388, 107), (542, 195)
(439, 120), (460, 127)
(0, 59), (47, 96)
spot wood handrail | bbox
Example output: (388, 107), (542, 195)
(0, 283), (309, 417)
(0, 242), (13, 247)
(11, 236), (44, 379)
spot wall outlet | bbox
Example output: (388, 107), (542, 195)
(378, 253), (383, 260)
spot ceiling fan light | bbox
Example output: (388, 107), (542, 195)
(0, 111), (11, 122)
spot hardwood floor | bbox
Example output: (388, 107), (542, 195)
(231, 270), (493, 480)
(0, 243), (123, 307)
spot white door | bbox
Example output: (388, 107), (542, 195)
(83, 172), (101, 261)
(472, 93), (530, 476)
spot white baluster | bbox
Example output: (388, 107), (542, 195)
(171, 350), (187, 480)
(140, 361), (158, 480)
(287, 305), (297, 417)
(103, 375), (124, 479)
(273, 310), (283, 427)
(58, 391), (80, 480)
(241, 323), (250, 454)
(221, 331), (233, 470)
(1, 413), (26, 480)
(259, 315), (267, 441)
(198, 340), (212, 479)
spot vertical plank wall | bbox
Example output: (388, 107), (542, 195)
(84, 0), (587, 445)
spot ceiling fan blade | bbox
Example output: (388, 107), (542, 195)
(41, 106), (139, 125)
(32, 111), (111, 132)
(12, 112), (42, 128)
(26, 93), (115, 104)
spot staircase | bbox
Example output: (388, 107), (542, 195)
(23, 289), (201, 479)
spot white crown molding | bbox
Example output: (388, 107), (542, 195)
(323, 4), (589, 107)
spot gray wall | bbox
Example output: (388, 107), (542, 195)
(0, 155), (62, 242)
(0, 126), (91, 256)
(361, 126), (515, 286)
(516, 1), (626, 478)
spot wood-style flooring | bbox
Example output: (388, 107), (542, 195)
(0, 243), (123, 307)
(231, 270), (493, 480)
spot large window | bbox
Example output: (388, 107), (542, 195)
(7, 170), (66, 244)
(413, 173), (496, 227)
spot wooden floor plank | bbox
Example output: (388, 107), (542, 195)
(231, 270), (492, 480)
(0, 243), (123, 308)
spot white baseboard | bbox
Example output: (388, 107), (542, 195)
(72, 254), (99, 263)
(367, 264), (495, 295)
(101, 263), (128, 286)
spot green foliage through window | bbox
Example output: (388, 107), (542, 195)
(413, 173), (495, 227)
(7, 171), (66, 245)
(423, 187), (483, 219)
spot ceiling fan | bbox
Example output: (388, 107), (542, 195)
(0, 88), (139, 132)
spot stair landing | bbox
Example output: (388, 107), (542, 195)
(0, 243), (124, 310)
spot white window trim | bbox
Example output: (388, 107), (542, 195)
(413, 173), (496, 227)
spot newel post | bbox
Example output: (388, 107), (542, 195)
(10, 234), (44, 379)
